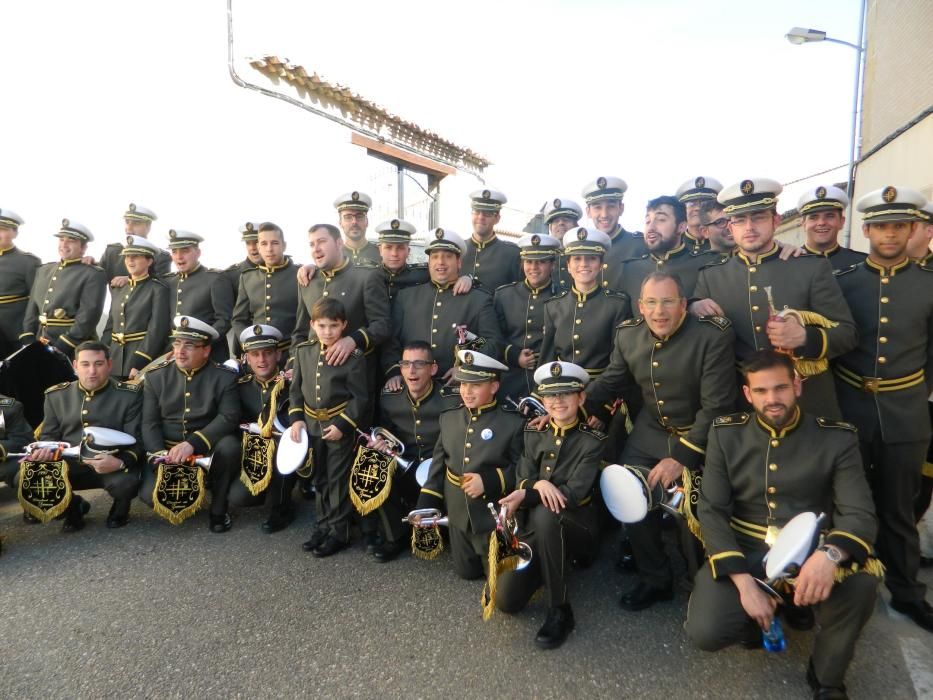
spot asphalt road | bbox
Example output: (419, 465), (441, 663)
(2, 488), (931, 699)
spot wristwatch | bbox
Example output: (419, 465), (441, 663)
(818, 544), (843, 565)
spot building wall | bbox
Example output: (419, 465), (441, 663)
(860, 0), (933, 153)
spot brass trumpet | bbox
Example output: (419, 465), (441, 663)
(403, 507), (449, 527)
(505, 395), (548, 419)
(356, 426), (412, 471)
(488, 503), (533, 570)
(150, 453), (212, 471)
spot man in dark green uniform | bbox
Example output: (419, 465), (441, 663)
(373, 218), (429, 302)
(543, 197), (582, 291)
(675, 176), (722, 255)
(540, 227), (631, 374)
(232, 222), (298, 357)
(220, 325), (297, 533)
(610, 196), (709, 298)
(0, 393), (33, 488)
(587, 271), (737, 609)
(496, 361), (604, 649)
(691, 178), (857, 419)
(163, 230), (234, 363)
(463, 189), (522, 291)
(415, 350), (524, 578)
(698, 199), (735, 257)
(20, 219), (107, 359)
(833, 185), (933, 631)
(224, 222), (263, 357)
(494, 233), (560, 400)
(383, 228), (502, 384)
(27, 341), (143, 530)
(685, 351), (879, 699)
(581, 176), (646, 277)
(139, 316), (240, 532)
(0, 209), (41, 357)
(334, 191), (381, 265)
(798, 186), (866, 270)
(98, 204), (171, 286)
(367, 341), (460, 562)
(102, 236), (170, 379)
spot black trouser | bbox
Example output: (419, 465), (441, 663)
(449, 524), (493, 581)
(914, 404), (933, 522)
(860, 436), (927, 602)
(1, 458), (20, 489)
(686, 561), (878, 688)
(307, 432), (355, 543)
(496, 504), (598, 611)
(139, 435), (241, 518)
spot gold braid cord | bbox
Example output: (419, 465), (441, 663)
(481, 532), (520, 621)
(152, 463), (205, 525)
(259, 377), (285, 439)
(18, 460), (72, 522)
(411, 525), (444, 560)
(783, 309), (838, 377)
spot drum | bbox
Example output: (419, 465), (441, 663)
(0, 343), (76, 426)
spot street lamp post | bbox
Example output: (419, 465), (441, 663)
(786, 0), (868, 247)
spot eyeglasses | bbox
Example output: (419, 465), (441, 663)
(171, 340), (206, 350)
(702, 217), (729, 229)
(640, 297), (682, 310)
(399, 360), (433, 370)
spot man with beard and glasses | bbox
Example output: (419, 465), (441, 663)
(797, 186), (866, 271)
(691, 178), (857, 419)
(686, 350), (879, 700)
(833, 186), (933, 632)
(675, 176), (723, 255)
(334, 191), (381, 266)
(698, 200), (735, 258)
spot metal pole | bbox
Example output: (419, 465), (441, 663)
(844, 0), (868, 248)
(397, 166), (405, 219)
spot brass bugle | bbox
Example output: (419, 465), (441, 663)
(487, 502), (533, 570)
(151, 453), (212, 471)
(403, 508), (449, 527)
(9, 441), (77, 459)
(356, 426), (412, 470)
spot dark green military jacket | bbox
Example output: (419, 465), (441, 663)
(103, 275), (171, 376)
(0, 394), (33, 460)
(586, 314), (737, 469)
(803, 243), (867, 272)
(21, 258), (107, 355)
(610, 240), (709, 299)
(100, 242), (171, 281)
(223, 258), (259, 304)
(417, 400), (524, 534)
(694, 243), (857, 417)
(539, 286), (631, 374)
(162, 264), (234, 360)
(288, 339), (369, 437)
(463, 235), (522, 292)
(376, 380), (460, 464)
(141, 359), (239, 456)
(0, 246), (41, 356)
(382, 263), (429, 303)
(383, 282), (502, 378)
(232, 258), (299, 350)
(344, 240), (382, 266)
(683, 230), (711, 256)
(237, 373), (289, 429)
(40, 378), (143, 469)
(602, 225), (648, 276)
(833, 258), (933, 443)
(293, 258), (391, 355)
(700, 408), (877, 580)
(493, 278), (556, 399)
(516, 418), (604, 509)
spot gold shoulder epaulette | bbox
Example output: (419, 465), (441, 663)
(834, 264), (859, 277)
(816, 417), (857, 432)
(578, 423), (608, 440)
(381, 384), (403, 395)
(237, 373), (254, 384)
(115, 381), (141, 392)
(700, 256), (729, 269)
(45, 381), (71, 394)
(699, 315), (732, 330)
(603, 288), (628, 299)
(495, 281), (518, 293)
(714, 412), (749, 427)
(548, 290), (569, 301)
(148, 357), (174, 372)
(0, 397), (15, 406)
(618, 317), (644, 328)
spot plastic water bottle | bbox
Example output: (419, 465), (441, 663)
(762, 617), (786, 652)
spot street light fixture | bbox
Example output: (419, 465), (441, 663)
(785, 0), (868, 248)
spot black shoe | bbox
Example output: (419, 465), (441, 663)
(106, 501), (130, 529)
(619, 581), (674, 611)
(262, 509), (295, 534)
(616, 540), (637, 573)
(23, 511), (40, 524)
(807, 659), (848, 699)
(920, 556), (933, 569)
(890, 598), (933, 632)
(61, 497), (90, 533)
(313, 535), (348, 558)
(299, 479), (315, 501)
(372, 539), (402, 563)
(362, 530), (382, 554)
(535, 604), (575, 650)
(209, 513), (232, 533)
(302, 529), (328, 552)
(783, 603), (815, 631)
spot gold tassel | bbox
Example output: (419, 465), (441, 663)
(833, 556), (886, 583)
(17, 460), (71, 522)
(259, 377), (285, 439)
(782, 309), (839, 377)
(239, 433), (274, 496)
(411, 525), (444, 560)
(480, 534), (521, 621)
(681, 468), (705, 547)
(151, 463), (205, 525)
